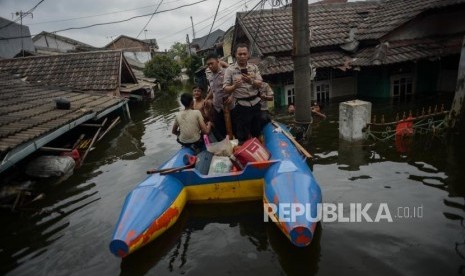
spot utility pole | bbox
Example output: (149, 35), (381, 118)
(186, 34), (192, 56)
(448, 36), (465, 129)
(190, 16), (196, 39)
(15, 10), (33, 57)
(292, 1), (312, 125)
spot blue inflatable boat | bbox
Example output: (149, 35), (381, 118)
(110, 123), (322, 257)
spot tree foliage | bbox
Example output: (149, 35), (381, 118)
(168, 42), (189, 62)
(144, 54), (181, 87)
(184, 55), (203, 80)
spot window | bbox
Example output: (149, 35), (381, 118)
(314, 81), (330, 103)
(391, 74), (413, 101)
(284, 85), (295, 105)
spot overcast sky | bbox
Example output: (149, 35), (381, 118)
(0, 0), (311, 51)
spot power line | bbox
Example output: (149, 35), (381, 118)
(0, 0), (208, 41)
(0, 0), (46, 29)
(201, 0), (222, 48)
(136, 0), (164, 39)
(27, 0), (187, 26)
(53, 0), (208, 33)
(157, 0), (247, 40)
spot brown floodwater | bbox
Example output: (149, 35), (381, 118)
(1, 88), (464, 276)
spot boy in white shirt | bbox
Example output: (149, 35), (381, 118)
(172, 93), (212, 150)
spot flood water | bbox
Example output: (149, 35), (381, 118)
(1, 88), (464, 276)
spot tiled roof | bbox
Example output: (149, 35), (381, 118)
(357, 0), (465, 40)
(260, 35), (463, 75)
(0, 74), (126, 154)
(237, 1), (379, 55)
(261, 51), (347, 75)
(352, 36), (463, 66)
(0, 51), (133, 92)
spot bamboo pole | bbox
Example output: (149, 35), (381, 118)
(40, 147), (73, 152)
(72, 134), (85, 150)
(271, 121), (312, 159)
(97, 117), (121, 142)
(79, 118), (107, 166)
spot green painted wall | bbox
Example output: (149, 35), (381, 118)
(357, 67), (390, 98)
(416, 60), (439, 96)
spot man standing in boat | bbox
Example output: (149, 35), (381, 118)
(223, 43), (263, 144)
(205, 54), (234, 141)
(259, 82), (274, 129)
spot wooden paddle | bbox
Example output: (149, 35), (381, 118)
(146, 154), (197, 175)
(159, 163), (194, 175)
(271, 121), (313, 159)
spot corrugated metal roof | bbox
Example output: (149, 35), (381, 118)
(191, 29), (226, 50)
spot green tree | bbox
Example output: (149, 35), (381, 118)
(184, 55), (203, 80)
(144, 54), (181, 87)
(168, 42), (189, 62)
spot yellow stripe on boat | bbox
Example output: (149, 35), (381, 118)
(185, 179), (263, 203)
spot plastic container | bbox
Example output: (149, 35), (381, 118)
(233, 138), (270, 167)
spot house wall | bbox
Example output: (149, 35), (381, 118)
(438, 69), (458, 92)
(108, 37), (149, 51)
(437, 55), (460, 92)
(332, 76), (356, 98)
(415, 60), (440, 96)
(0, 19), (35, 58)
(34, 36), (75, 52)
(384, 6), (465, 41)
(357, 67), (390, 98)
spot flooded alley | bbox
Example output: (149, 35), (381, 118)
(1, 88), (464, 276)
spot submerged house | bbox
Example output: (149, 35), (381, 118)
(105, 35), (159, 95)
(0, 50), (152, 100)
(0, 73), (128, 174)
(233, 0), (465, 107)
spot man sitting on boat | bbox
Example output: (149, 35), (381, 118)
(223, 43), (263, 144)
(172, 93), (212, 151)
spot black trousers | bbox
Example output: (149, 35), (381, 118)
(234, 103), (261, 143)
(260, 110), (272, 129)
(176, 137), (204, 151)
(212, 109), (227, 141)
(212, 108), (237, 141)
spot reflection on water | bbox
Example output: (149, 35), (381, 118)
(1, 90), (465, 275)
